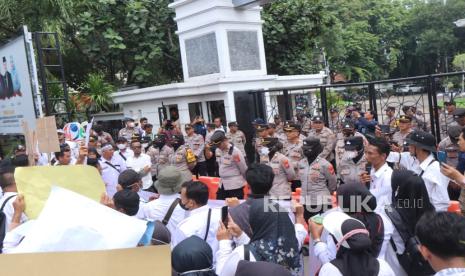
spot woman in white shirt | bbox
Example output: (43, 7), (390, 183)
(215, 198), (307, 276)
(319, 211), (395, 276)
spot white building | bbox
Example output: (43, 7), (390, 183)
(111, 0), (325, 131)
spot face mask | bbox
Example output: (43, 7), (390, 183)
(127, 122), (135, 128)
(342, 150), (358, 161)
(260, 147), (270, 155)
(87, 158), (99, 166)
(96, 148), (102, 155)
(142, 143), (149, 148)
(117, 144), (127, 150)
(154, 141), (165, 149)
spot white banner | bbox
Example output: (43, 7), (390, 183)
(0, 35), (36, 134)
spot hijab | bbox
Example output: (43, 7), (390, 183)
(391, 170), (435, 234)
(336, 183), (384, 257)
(171, 236), (217, 276)
(330, 219), (380, 276)
(248, 198), (301, 275)
(235, 261), (292, 276)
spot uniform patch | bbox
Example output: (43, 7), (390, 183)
(328, 164), (335, 175)
(233, 154), (241, 163)
(283, 159), (290, 169)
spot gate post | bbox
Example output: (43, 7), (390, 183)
(283, 89), (291, 121)
(431, 76), (441, 142)
(320, 86), (329, 126)
(426, 76), (438, 142)
(368, 83), (378, 121)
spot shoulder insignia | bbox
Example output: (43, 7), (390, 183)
(233, 154), (241, 163)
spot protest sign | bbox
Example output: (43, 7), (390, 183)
(21, 120), (35, 166)
(63, 122), (85, 141)
(0, 245), (171, 276)
(13, 186), (147, 253)
(85, 117), (94, 147)
(15, 165), (106, 219)
(35, 116), (60, 153)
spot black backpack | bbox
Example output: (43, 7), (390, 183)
(384, 205), (434, 276)
(0, 195), (17, 254)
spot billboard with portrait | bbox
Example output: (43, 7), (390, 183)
(0, 35), (36, 135)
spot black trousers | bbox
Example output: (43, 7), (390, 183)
(206, 157), (218, 177)
(192, 161), (208, 177)
(216, 185), (244, 200)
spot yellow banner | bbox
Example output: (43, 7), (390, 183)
(15, 165), (106, 219)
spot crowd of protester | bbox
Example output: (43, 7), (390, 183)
(1, 102), (465, 276)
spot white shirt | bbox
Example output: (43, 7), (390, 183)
(0, 192), (28, 233)
(370, 163), (393, 213)
(419, 154), (450, 211)
(387, 152), (420, 173)
(99, 154), (127, 197)
(379, 210), (408, 276)
(115, 149), (134, 161)
(216, 224), (307, 276)
(171, 205), (221, 263)
(319, 258), (395, 276)
(139, 194), (186, 234)
(126, 153), (152, 189)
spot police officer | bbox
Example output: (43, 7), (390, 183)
(329, 108), (340, 132)
(185, 124), (207, 176)
(169, 134), (196, 184)
(226, 121), (246, 157)
(299, 137), (337, 221)
(206, 131), (247, 199)
(146, 134), (174, 182)
(385, 106), (397, 129)
(258, 137), (295, 198)
(204, 123), (218, 176)
(438, 125), (462, 169)
(452, 108), (465, 128)
(254, 124), (270, 160)
(391, 115), (413, 148)
(440, 100), (457, 136)
(297, 114), (312, 136)
(118, 118), (142, 141)
(273, 114), (285, 136)
(335, 119), (368, 170)
(338, 136), (367, 185)
(307, 115), (336, 162)
(283, 122), (304, 191)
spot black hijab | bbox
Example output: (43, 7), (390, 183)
(171, 236), (217, 276)
(391, 170), (435, 234)
(235, 261), (292, 276)
(336, 183), (384, 257)
(248, 198), (301, 275)
(330, 218), (380, 276)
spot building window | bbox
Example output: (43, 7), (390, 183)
(188, 102), (203, 122)
(207, 100), (226, 125)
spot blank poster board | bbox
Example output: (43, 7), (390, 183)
(36, 116), (60, 153)
(0, 245), (171, 276)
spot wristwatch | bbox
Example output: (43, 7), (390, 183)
(312, 238), (322, 246)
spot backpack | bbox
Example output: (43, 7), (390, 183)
(384, 205), (435, 276)
(151, 198), (180, 245)
(0, 195), (17, 254)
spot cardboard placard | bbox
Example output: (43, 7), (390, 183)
(35, 116), (60, 153)
(0, 246), (171, 276)
(15, 166), (106, 219)
(21, 121), (35, 166)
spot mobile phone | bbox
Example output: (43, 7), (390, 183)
(221, 206), (228, 228)
(437, 151), (447, 164)
(310, 214), (324, 225)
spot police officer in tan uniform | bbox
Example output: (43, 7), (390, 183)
(283, 122), (304, 191)
(185, 124), (207, 176)
(274, 114), (285, 136)
(169, 134), (196, 183)
(296, 114), (312, 136)
(299, 137), (337, 221)
(329, 108), (341, 133)
(206, 131), (248, 199)
(205, 123), (218, 176)
(438, 125), (462, 172)
(258, 137), (295, 198)
(226, 121), (246, 157)
(338, 136), (367, 185)
(254, 124), (270, 161)
(335, 119), (368, 170)
(307, 115), (336, 162)
(385, 106), (397, 129)
(146, 134), (174, 182)
(391, 115), (413, 148)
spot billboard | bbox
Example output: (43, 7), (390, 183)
(0, 35), (36, 135)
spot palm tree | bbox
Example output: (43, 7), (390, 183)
(80, 72), (115, 116)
